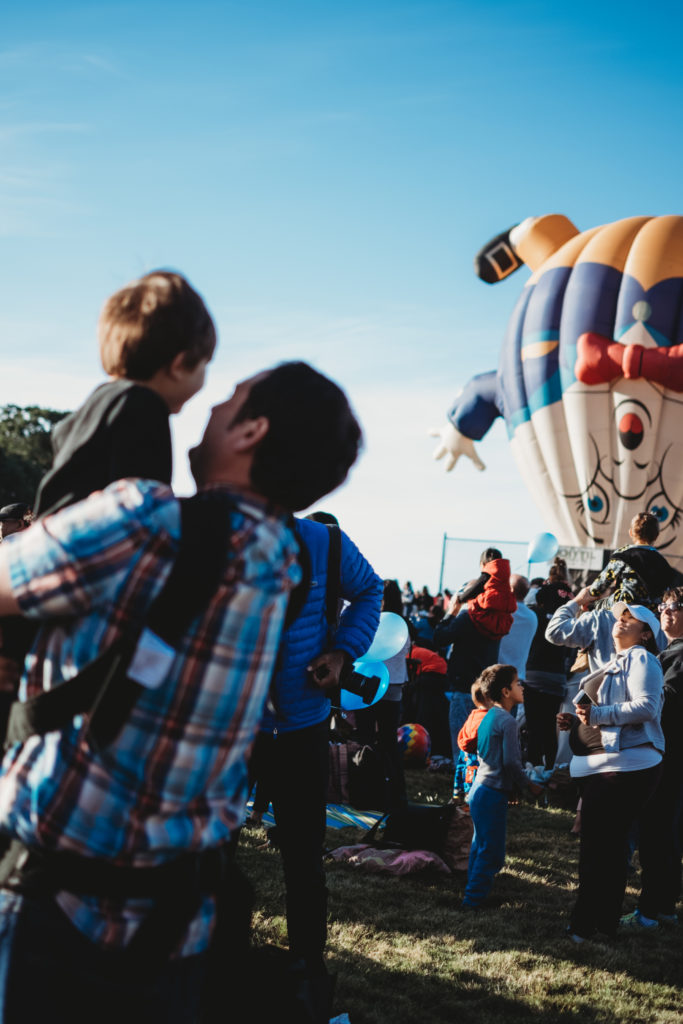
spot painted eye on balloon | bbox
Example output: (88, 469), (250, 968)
(647, 490), (681, 532)
(576, 482), (610, 526)
(650, 505), (668, 523)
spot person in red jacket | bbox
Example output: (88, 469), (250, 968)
(464, 551), (517, 639)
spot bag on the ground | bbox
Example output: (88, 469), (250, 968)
(369, 801), (473, 872)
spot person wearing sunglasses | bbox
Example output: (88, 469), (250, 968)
(558, 602), (664, 943)
(621, 588), (683, 930)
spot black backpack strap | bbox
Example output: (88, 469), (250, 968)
(5, 633), (137, 749)
(147, 490), (236, 643)
(6, 490), (237, 752)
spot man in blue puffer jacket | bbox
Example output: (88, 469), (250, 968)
(251, 513), (382, 984)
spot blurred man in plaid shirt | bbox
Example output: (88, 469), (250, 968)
(0, 361), (361, 1024)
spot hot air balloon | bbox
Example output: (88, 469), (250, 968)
(432, 214), (683, 561)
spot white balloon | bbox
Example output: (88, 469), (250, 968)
(363, 612), (409, 662)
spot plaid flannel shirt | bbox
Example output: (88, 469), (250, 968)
(0, 479), (301, 956)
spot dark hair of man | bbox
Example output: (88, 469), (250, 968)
(382, 579), (403, 616)
(631, 512), (659, 544)
(477, 663), (518, 703)
(235, 361), (362, 512)
(481, 547), (502, 564)
(99, 270), (216, 379)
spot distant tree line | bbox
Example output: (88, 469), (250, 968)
(0, 405), (69, 506)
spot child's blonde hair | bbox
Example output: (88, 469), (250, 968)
(99, 270), (216, 380)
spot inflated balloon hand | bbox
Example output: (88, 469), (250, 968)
(430, 423), (486, 472)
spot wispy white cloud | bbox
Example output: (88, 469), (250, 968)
(0, 43), (122, 78)
(73, 53), (121, 75)
(0, 45), (45, 69)
(0, 122), (90, 143)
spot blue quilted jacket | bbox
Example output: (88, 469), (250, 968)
(260, 517), (382, 734)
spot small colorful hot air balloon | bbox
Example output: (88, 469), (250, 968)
(397, 722), (431, 764)
(432, 214), (683, 559)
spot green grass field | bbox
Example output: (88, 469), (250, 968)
(237, 767), (683, 1024)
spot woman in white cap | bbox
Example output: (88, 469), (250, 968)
(621, 588), (683, 929)
(557, 602), (664, 943)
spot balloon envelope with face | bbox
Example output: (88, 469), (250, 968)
(460, 214), (683, 563)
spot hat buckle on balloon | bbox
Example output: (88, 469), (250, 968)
(432, 214), (683, 557)
(339, 612), (408, 712)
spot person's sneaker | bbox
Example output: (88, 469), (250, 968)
(657, 912), (678, 926)
(620, 910), (658, 931)
(565, 927), (585, 945)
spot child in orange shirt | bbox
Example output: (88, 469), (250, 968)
(453, 680), (492, 801)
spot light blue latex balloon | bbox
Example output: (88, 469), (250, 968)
(527, 531), (559, 563)
(340, 659), (390, 711)
(363, 612), (409, 662)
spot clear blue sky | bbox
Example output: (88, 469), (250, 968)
(3, 1), (683, 588)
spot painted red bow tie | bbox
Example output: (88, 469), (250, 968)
(575, 332), (683, 392)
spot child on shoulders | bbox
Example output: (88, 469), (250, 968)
(457, 547), (517, 640)
(589, 512), (674, 614)
(0, 272), (217, 738)
(34, 270), (216, 517)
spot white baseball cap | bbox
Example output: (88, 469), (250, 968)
(612, 602), (660, 638)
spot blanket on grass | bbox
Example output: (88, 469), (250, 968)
(246, 800), (383, 831)
(328, 844), (451, 875)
